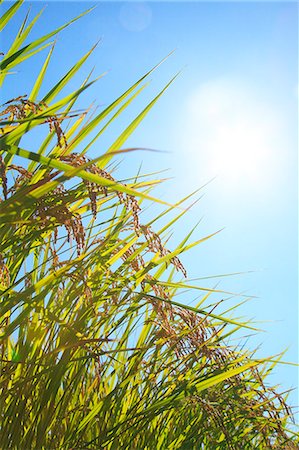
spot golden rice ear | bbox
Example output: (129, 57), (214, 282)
(0, 96), (68, 148)
(0, 155), (8, 199)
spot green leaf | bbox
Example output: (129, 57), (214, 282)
(0, 6), (95, 84)
(42, 42), (99, 105)
(0, 0), (23, 33)
(29, 42), (55, 102)
(1, 144), (175, 208)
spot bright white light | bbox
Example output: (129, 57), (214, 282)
(180, 78), (283, 190)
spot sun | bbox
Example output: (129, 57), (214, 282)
(180, 78), (281, 190)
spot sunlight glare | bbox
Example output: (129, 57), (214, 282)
(181, 79), (282, 190)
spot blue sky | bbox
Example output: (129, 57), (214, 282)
(2, 1), (298, 409)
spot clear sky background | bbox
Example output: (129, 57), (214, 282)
(2, 1), (298, 411)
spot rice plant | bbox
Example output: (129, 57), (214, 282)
(0, 2), (297, 448)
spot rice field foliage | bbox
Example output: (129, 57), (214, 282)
(0, 2), (297, 448)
